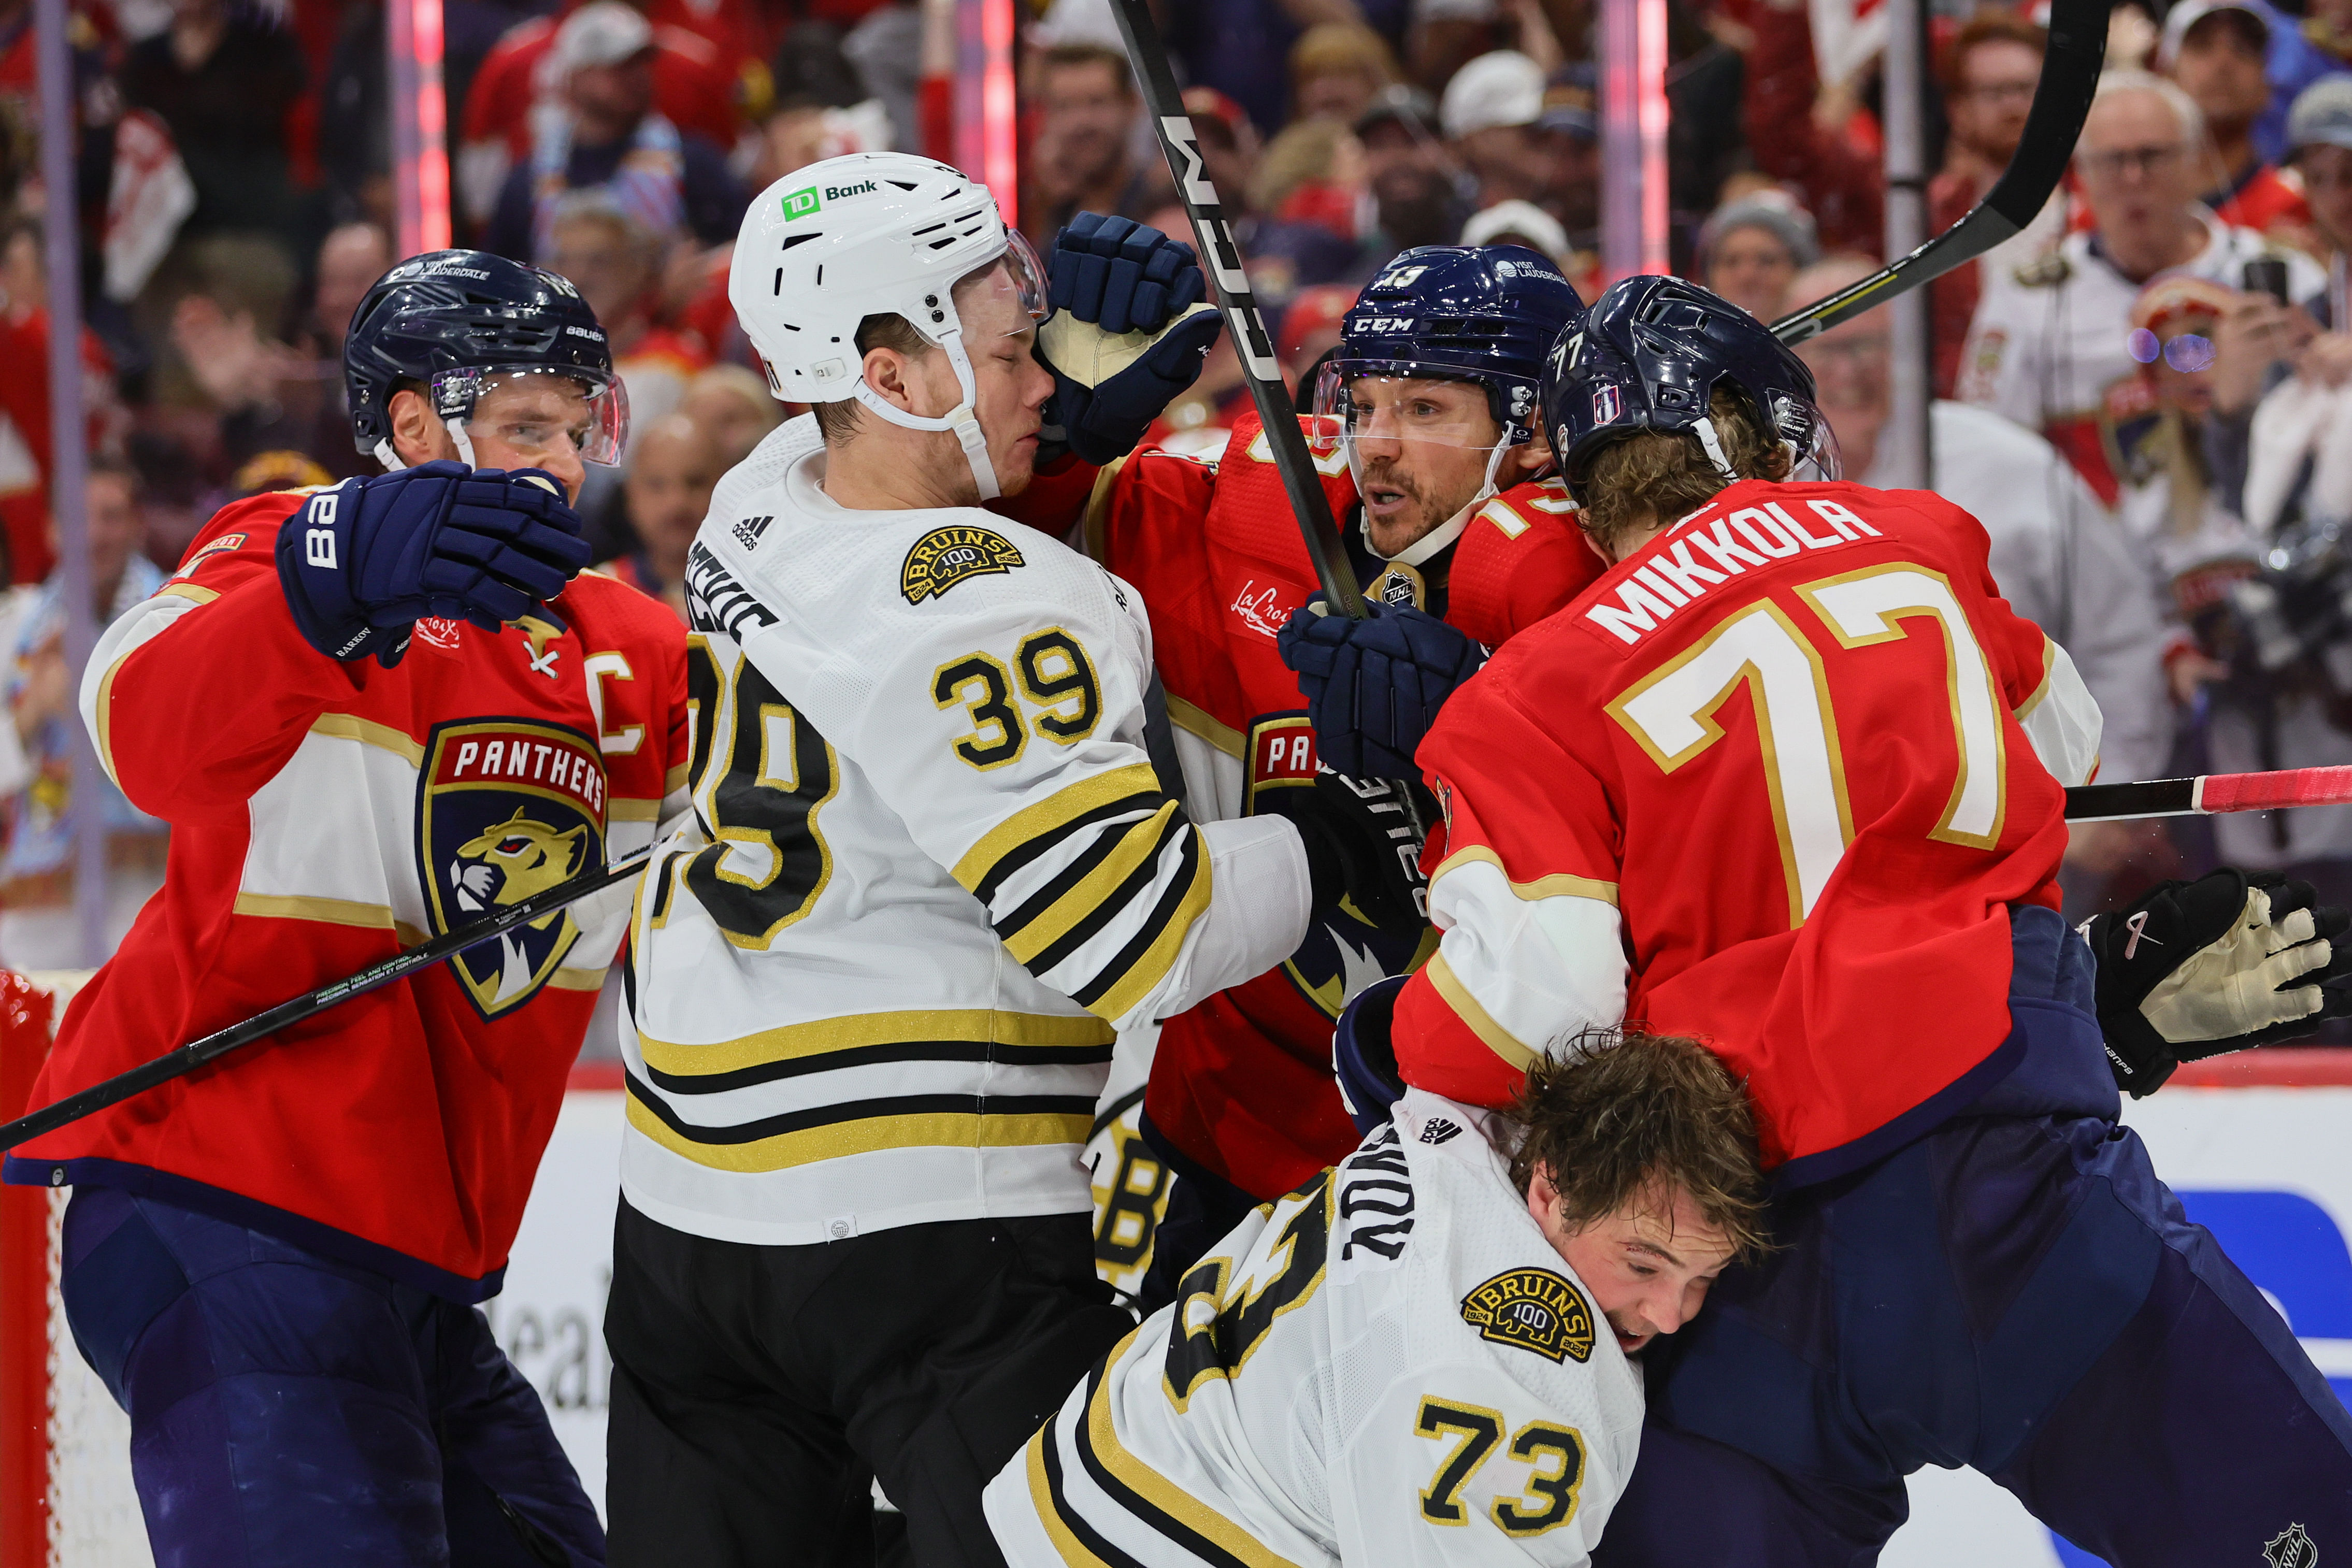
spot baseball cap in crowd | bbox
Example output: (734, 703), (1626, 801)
(1355, 81), (1441, 140)
(2289, 76), (2352, 156)
(1696, 193), (1822, 271)
(2156, 0), (2270, 69)
(1440, 51), (1544, 139)
(1539, 64), (1598, 142)
(1461, 199), (1570, 261)
(556, 2), (656, 73)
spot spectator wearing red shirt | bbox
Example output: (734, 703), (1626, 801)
(1929, 11), (2057, 399)
(1739, 0), (1883, 256)
(2164, 0), (2314, 237)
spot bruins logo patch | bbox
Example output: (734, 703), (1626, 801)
(901, 524), (1024, 603)
(1460, 1268), (1596, 1363)
(417, 717), (608, 1021)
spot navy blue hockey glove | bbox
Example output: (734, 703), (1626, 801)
(1277, 598), (1489, 781)
(1334, 975), (1409, 1134)
(1037, 212), (1223, 466)
(276, 463), (591, 669)
(2085, 869), (2352, 1097)
(1264, 770), (1429, 931)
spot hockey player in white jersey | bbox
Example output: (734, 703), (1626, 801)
(607, 152), (1426, 1568)
(985, 1031), (1766, 1568)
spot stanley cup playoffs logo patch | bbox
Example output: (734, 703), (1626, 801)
(416, 718), (608, 1021)
(901, 525), (1025, 604)
(1461, 1268), (1597, 1363)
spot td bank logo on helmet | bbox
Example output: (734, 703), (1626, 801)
(783, 179), (883, 219)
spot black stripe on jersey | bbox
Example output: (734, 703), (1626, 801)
(1070, 827), (1203, 1011)
(684, 543), (778, 640)
(992, 813), (1134, 947)
(623, 1071), (1095, 1144)
(1019, 808), (1191, 982)
(1040, 1417), (1152, 1568)
(971, 790), (1165, 907)
(642, 1037), (1114, 1096)
(1068, 1361), (1256, 1568)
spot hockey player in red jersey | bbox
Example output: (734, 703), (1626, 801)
(4, 251), (687, 1565)
(1080, 242), (1603, 1299)
(1319, 275), (2352, 1564)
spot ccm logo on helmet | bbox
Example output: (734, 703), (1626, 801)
(1363, 317), (1415, 333)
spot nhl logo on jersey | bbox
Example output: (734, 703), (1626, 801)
(417, 718), (608, 1021)
(1460, 1268), (1597, 1363)
(900, 524), (1026, 604)
(2267, 1524), (2318, 1568)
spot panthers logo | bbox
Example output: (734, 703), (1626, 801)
(418, 718), (608, 1020)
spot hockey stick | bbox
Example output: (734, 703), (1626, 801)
(1106, 0), (1366, 619)
(2067, 768), (2352, 822)
(0, 847), (653, 1154)
(1770, 0), (2114, 345)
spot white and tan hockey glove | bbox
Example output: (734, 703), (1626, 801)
(2084, 869), (2352, 1097)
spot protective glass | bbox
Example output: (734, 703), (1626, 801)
(432, 365), (632, 466)
(1309, 364), (1513, 460)
(937, 228), (1051, 343)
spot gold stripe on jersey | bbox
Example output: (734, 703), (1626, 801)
(1164, 694), (1243, 758)
(154, 582), (221, 606)
(548, 966), (606, 990)
(1068, 1337), (1307, 1568)
(309, 712), (428, 766)
(1078, 833), (1213, 1025)
(998, 800), (1186, 966)
(636, 1008), (1113, 1081)
(953, 763), (1165, 899)
(2014, 634), (2059, 719)
(231, 892), (427, 945)
(1429, 846), (1620, 906)
(608, 796), (666, 822)
(1426, 950), (1539, 1072)
(623, 1089), (1093, 1174)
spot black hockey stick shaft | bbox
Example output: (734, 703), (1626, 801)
(1106, 0), (1367, 619)
(1770, 0), (2113, 345)
(0, 848), (652, 1153)
(2066, 767), (2352, 821)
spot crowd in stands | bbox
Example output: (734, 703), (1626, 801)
(7, 0), (2352, 985)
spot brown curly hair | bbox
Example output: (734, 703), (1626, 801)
(1504, 1029), (1770, 1262)
(1577, 387), (1790, 560)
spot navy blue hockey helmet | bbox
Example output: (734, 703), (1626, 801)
(1543, 275), (1833, 503)
(1312, 244), (1585, 447)
(345, 250), (628, 468)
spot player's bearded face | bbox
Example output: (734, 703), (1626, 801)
(1530, 1172), (1739, 1356)
(1343, 376), (1507, 557)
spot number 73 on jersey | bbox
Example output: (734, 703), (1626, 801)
(1604, 563), (2028, 927)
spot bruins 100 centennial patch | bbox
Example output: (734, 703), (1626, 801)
(1460, 1268), (1597, 1363)
(901, 524), (1025, 603)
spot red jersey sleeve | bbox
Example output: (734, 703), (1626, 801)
(1390, 624), (1631, 1110)
(86, 493), (372, 823)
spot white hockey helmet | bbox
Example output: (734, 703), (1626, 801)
(729, 152), (1048, 500)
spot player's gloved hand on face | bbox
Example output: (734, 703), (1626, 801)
(1264, 770), (1429, 931)
(276, 462), (591, 669)
(2084, 868), (2352, 1097)
(1333, 975), (1409, 1135)
(1277, 598), (1489, 781)
(1037, 212), (1224, 466)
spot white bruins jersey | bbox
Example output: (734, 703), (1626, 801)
(623, 418), (1310, 1245)
(987, 1089), (1646, 1568)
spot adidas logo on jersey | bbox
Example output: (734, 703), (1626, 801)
(1418, 1117), (1462, 1145)
(733, 514), (776, 552)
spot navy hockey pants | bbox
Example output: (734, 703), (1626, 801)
(56, 1187), (604, 1567)
(1592, 906), (2352, 1568)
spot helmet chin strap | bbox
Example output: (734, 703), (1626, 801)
(372, 414), (481, 473)
(1694, 416), (1739, 483)
(851, 331), (1003, 501)
(1358, 437), (1515, 568)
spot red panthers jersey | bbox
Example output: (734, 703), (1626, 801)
(1390, 479), (2102, 1180)
(4, 491), (689, 1298)
(1096, 410), (1605, 1198)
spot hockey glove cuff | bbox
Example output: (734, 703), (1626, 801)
(276, 463), (591, 668)
(1335, 975), (1409, 1135)
(2085, 869), (2352, 1096)
(1038, 213), (1222, 466)
(1266, 771), (1430, 931)
(1278, 599), (1489, 782)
